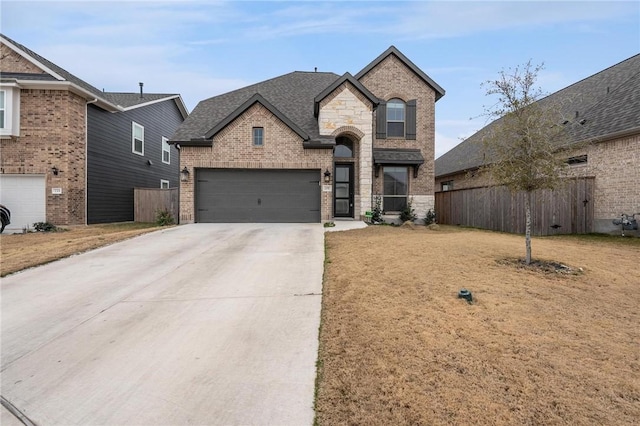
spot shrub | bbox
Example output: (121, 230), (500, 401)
(399, 197), (417, 223)
(155, 209), (175, 226)
(424, 209), (437, 225)
(33, 222), (59, 232)
(371, 195), (384, 224)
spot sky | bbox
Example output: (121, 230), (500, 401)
(2, 0), (639, 158)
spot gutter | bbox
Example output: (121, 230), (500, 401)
(85, 98), (98, 225)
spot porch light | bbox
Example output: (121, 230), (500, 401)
(324, 168), (332, 183)
(51, 166), (59, 176)
(180, 166), (190, 182)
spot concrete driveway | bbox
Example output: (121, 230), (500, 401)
(1, 224), (324, 425)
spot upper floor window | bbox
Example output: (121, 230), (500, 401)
(132, 122), (144, 155)
(441, 180), (453, 191)
(160, 179), (170, 189)
(0, 91), (5, 129)
(253, 127), (264, 146)
(162, 136), (170, 164)
(387, 98), (405, 138)
(334, 136), (353, 158)
(0, 87), (20, 137)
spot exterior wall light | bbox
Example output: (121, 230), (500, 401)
(51, 166), (59, 175)
(180, 166), (190, 182)
(324, 168), (331, 183)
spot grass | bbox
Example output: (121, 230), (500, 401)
(315, 225), (640, 425)
(0, 222), (165, 277)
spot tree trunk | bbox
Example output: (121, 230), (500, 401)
(524, 190), (532, 264)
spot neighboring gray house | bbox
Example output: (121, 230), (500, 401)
(435, 54), (640, 234)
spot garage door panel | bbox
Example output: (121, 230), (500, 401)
(0, 175), (46, 232)
(196, 169), (320, 223)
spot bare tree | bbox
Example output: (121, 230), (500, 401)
(481, 61), (570, 264)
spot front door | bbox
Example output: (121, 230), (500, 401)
(334, 164), (354, 217)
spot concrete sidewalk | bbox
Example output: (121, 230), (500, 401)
(1, 224), (324, 425)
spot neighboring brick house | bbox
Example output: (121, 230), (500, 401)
(0, 34), (188, 230)
(171, 46), (444, 223)
(435, 54), (640, 235)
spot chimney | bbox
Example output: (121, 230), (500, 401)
(139, 82), (144, 99)
(314, 67), (317, 73)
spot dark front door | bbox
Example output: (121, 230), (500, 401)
(334, 164), (354, 217)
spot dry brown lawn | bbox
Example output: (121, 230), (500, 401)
(0, 223), (165, 277)
(316, 225), (640, 425)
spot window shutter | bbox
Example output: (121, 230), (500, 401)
(406, 99), (417, 140)
(376, 100), (387, 139)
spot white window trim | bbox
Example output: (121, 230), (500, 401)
(0, 86), (21, 137)
(132, 121), (144, 155)
(160, 179), (170, 189)
(162, 136), (170, 164)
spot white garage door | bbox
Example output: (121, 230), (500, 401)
(0, 175), (46, 232)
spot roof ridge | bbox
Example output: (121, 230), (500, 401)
(537, 53), (640, 105)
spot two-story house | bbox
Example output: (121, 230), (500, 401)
(0, 34), (188, 231)
(170, 46), (444, 223)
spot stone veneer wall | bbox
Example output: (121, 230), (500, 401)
(358, 54), (437, 219)
(318, 82), (373, 219)
(0, 88), (87, 225)
(179, 103), (333, 223)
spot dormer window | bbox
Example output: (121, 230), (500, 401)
(387, 98), (405, 137)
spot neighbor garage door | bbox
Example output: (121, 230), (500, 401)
(0, 174), (46, 232)
(196, 169), (321, 223)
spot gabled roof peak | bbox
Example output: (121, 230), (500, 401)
(313, 72), (379, 117)
(355, 45), (445, 101)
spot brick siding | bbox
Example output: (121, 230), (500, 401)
(435, 133), (640, 233)
(0, 89), (87, 225)
(359, 54), (437, 216)
(1, 44), (46, 74)
(179, 103), (333, 223)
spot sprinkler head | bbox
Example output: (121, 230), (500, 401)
(458, 289), (473, 303)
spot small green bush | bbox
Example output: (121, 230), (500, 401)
(424, 209), (437, 225)
(371, 195), (384, 224)
(33, 222), (59, 232)
(399, 197), (417, 223)
(155, 209), (175, 226)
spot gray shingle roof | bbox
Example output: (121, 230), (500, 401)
(1, 33), (105, 100)
(435, 54), (640, 178)
(102, 92), (181, 109)
(171, 71), (340, 142)
(2, 34), (187, 118)
(0, 72), (57, 82)
(373, 148), (424, 164)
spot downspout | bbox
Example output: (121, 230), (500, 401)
(85, 98), (98, 225)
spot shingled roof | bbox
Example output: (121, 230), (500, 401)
(170, 71), (340, 143)
(435, 54), (640, 178)
(1, 33), (188, 118)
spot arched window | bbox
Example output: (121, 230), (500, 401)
(386, 98), (405, 137)
(334, 136), (353, 158)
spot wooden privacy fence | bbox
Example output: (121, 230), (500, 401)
(134, 187), (179, 223)
(434, 177), (594, 235)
